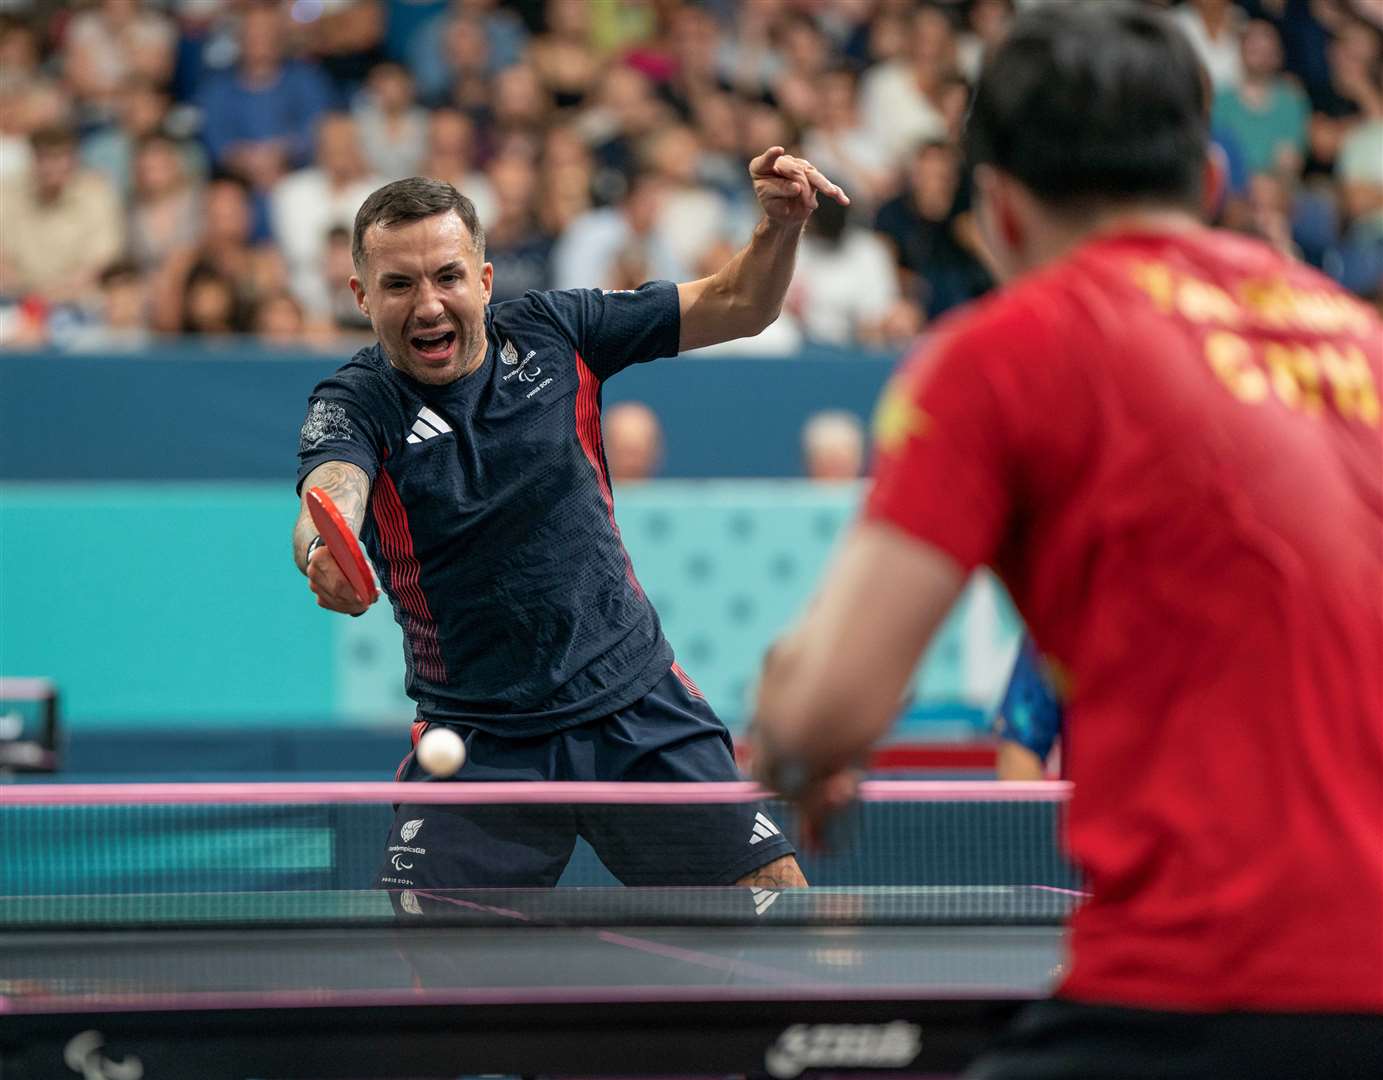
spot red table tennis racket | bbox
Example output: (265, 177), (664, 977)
(306, 487), (378, 605)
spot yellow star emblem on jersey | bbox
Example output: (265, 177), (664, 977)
(872, 378), (929, 453)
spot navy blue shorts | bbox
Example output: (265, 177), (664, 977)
(377, 665), (796, 889)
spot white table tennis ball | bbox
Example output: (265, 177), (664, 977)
(417, 726), (466, 778)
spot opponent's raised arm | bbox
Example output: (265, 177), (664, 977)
(677, 146), (849, 352)
(293, 459), (376, 615)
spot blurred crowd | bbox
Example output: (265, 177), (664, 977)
(0, 0), (1379, 361)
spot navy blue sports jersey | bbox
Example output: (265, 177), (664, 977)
(994, 634), (1064, 764)
(297, 281), (681, 737)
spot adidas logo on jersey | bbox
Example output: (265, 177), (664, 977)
(749, 812), (781, 845)
(405, 407), (452, 445)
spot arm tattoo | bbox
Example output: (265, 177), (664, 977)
(735, 855), (808, 889)
(293, 460), (371, 572)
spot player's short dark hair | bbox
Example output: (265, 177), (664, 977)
(964, 2), (1209, 216)
(352, 177), (485, 270)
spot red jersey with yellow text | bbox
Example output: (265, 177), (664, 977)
(866, 228), (1383, 1012)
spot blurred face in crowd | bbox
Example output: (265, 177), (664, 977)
(32, 139), (77, 200)
(103, 272), (146, 330)
(239, 5), (284, 72)
(819, 70), (859, 128)
(910, 143), (959, 220)
(910, 5), (956, 75)
(133, 136), (184, 198)
(649, 126), (702, 187)
(803, 414), (864, 482)
(545, 0), (589, 39)
(351, 210), (494, 386)
(316, 114), (365, 182)
(254, 295), (305, 344)
(118, 80), (169, 138)
(1241, 21), (1283, 80)
(204, 180), (252, 247)
(185, 273), (236, 333)
(427, 108), (476, 169)
(494, 64), (548, 128)
(368, 64), (415, 114)
(603, 402), (662, 483)
(490, 152), (538, 222)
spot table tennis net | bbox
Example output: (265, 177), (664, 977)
(1, 781), (1081, 927)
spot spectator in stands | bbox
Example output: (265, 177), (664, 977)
(180, 263), (241, 335)
(408, 0), (526, 108)
(64, 260), (153, 351)
(1331, 114), (1383, 296)
(528, 0), (601, 110)
(874, 139), (993, 321)
(151, 176), (271, 333)
(956, 0), (1013, 83)
(0, 17), (67, 182)
(251, 292), (310, 346)
(537, 123), (594, 238)
(128, 132), (202, 275)
(197, 2), (333, 198)
(645, 124), (729, 281)
(353, 62), (428, 181)
(661, 4), (723, 116)
(802, 410), (866, 483)
(420, 108), (495, 226)
(552, 170), (686, 290)
(859, 2), (956, 166)
(0, 124), (124, 307)
(490, 62), (554, 155)
(61, 0), (176, 124)
(1307, 16), (1383, 175)
(604, 402), (664, 483)
(486, 151), (554, 302)
(1172, 0), (1246, 91)
(802, 65), (897, 212)
(1213, 21), (1310, 177)
(773, 14), (834, 129)
(321, 225), (375, 335)
(271, 113), (382, 320)
(81, 75), (180, 202)
(301, 0), (385, 98)
(579, 64), (667, 201)
(787, 196), (917, 347)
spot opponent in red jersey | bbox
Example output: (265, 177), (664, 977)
(751, 5), (1382, 1078)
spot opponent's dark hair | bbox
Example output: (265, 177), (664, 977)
(964, 2), (1209, 215)
(352, 176), (485, 269)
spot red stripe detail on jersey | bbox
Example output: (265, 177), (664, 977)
(371, 471), (447, 684)
(574, 352), (645, 598)
(671, 661), (705, 700)
(394, 721), (428, 780)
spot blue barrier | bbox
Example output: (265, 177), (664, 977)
(0, 345), (902, 481)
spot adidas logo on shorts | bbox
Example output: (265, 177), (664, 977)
(749, 812), (780, 846)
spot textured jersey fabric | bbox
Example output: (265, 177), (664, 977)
(865, 227), (1383, 1012)
(297, 281), (681, 737)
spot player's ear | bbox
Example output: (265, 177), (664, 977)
(350, 276), (370, 318)
(481, 261), (493, 305)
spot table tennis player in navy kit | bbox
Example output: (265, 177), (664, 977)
(292, 148), (848, 892)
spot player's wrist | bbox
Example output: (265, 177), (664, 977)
(304, 535), (324, 572)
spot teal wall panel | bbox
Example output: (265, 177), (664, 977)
(0, 484), (335, 727)
(2, 482), (1022, 733)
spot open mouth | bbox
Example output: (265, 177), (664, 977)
(409, 329), (457, 362)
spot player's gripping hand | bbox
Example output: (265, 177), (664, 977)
(750, 146), (850, 226)
(306, 544), (375, 616)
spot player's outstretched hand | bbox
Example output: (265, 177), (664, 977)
(748, 722), (862, 854)
(306, 545), (375, 616)
(750, 146), (849, 226)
